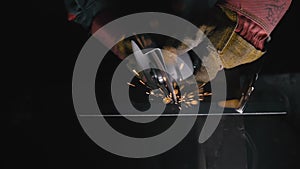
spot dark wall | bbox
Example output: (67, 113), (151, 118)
(4, 0), (300, 169)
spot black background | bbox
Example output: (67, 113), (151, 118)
(4, 0), (300, 169)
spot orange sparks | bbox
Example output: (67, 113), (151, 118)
(127, 82), (136, 87)
(139, 80), (146, 86)
(132, 69), (140, 77)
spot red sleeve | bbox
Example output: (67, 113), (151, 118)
(220, 0), (292, 50)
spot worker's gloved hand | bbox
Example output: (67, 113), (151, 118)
(189, 0), (292, 83)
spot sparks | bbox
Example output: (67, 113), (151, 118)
(139, 79), (146, 86)
(132, 69), (140, 77)
(179, 63), (184, 70)
(127, 82), (136, 87)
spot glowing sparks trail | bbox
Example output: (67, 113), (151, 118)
(132, 69), (140, 77)
(127, 82), (136, 87)
(139, 80), (146, 86)
(128, 68), (211, 109)
(179, 63), (184, 70)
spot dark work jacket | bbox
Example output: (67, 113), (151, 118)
(64, 0), (217, 30)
